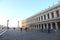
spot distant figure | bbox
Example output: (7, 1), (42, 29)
(48, 26), (51, 33)
(7, 27), (9, 29)
(25, 27), (28, 32)
(20, 28), (22, 31)
(13, 28), (15, 30)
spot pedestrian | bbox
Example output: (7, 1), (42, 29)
(13, 27), (15, 30)
(25, 27), (28, 32)
(20, 28), (22, 31)
(48, 26), (51, 33)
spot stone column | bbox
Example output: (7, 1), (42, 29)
(39, 24), (40, 30)
(37, 17), (39, 22)
(50, 23), (53, 30)
(18, 21), (19, 27)
(40, 24), (42, 29)
(46, 23), (48, 30)
(43, 15), (44, 21)
(35, 25), (36, 29)
(55, 22), (58, 30)
(43, 24), (45, 30)
(54, 11), (57, 18)
(32, 25), (33, 29)
(46, 14), (48, 20)
(37, 24), (38, 30)
(33, 25), (35, 29)
(49, 13), (52, 19)
(7, 20), (9, 29)
(38, 24), (39, 30)
(59, 9), (60, 17)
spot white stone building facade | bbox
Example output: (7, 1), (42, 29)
(26, 3), (60, 31)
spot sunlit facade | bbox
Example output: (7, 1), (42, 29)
(22, 20), (27, 29)
(26, 3), (60, 31)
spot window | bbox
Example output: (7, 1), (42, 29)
(41, 16), (43, 20)
(44, 15), (46, 20)
(47, 13), (50, 19)
(39, 17), (40, 21)
(56, 10), (59, 17)
(51, 12), (54, 18)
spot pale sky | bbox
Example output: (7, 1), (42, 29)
(0, 0), (59, 28)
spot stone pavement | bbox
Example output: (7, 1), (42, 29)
(0, 27), (7, 36)
(0, 28), (60, 40)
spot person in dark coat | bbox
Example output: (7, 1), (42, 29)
(20, 28), (22, 31)
(48, 26), (51, 33)
(25, 27), (28, 32)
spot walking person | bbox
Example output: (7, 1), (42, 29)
(20, 28), (22, 31)
(48, 26), (51, 33)
(25, 27), (28, 32)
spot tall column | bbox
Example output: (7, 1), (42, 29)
(31, 25), (33, 29)
(43, 24), (45, 30)
(55, 22), (58, 30)
(37, 24), (38, 30)
(40, 24), (42, 29)
(33, 25), (35, 29)
(46, 23), (48, 30)
(43, 15), (44, 21)
(18, 21), (19, 27)
(36, 25), (37, 29)
(39, 24), (40, 30)
(49, 13), (52, 19)
(38, 24), (40, 30)
(50, 23), (53, 29)
(32, 25), (33, 29)
(59, 10), (60, 17)
(46, 14), (48, 20)
(54, 11), (57, 18)
(38, 17), (39, 22)
(50, 23), (53, 30)
(7, 20), (9, 28)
